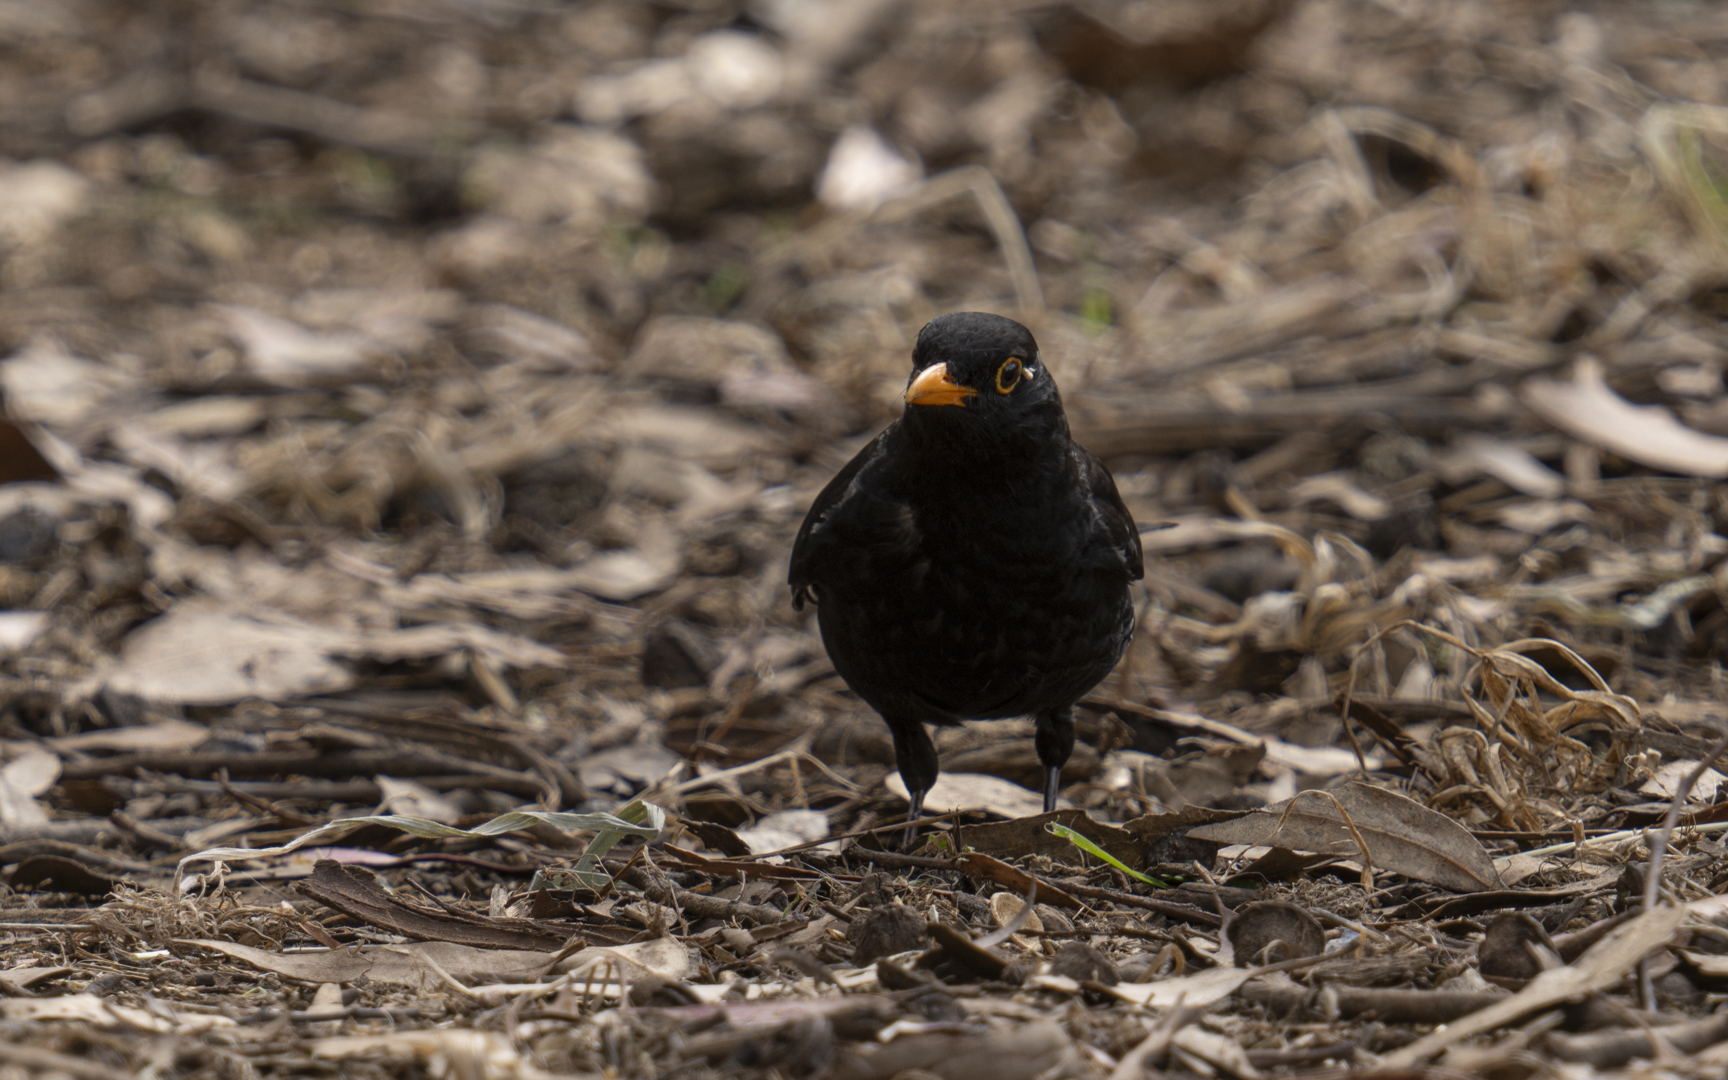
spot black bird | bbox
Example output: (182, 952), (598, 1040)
(789, 312), (1142, 829)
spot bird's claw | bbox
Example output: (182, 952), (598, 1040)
(903, 790), (927, 850)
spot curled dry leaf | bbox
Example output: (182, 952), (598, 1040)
(564, 525), (684, 601)
(989, 891), (1044, 936)
(1478, 912), (1559, 988)
(1522, 357), (1728, 477)
(1436, 433), (1568, 497)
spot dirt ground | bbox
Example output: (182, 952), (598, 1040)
(10, 1), (1728, 1077)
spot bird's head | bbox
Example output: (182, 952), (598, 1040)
(902, 313), (1064, 448)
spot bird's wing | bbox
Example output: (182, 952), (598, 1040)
(1077, 444), (1143, 580)
(788, 428), (892, 608)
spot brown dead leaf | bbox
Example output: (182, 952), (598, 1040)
(1187, 781), (1502, 893)
(184, 939), (557, 987)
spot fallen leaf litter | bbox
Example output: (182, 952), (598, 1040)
(9, 1), (1728, 1077)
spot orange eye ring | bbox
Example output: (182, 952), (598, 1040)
(995, 358), (1024, 394)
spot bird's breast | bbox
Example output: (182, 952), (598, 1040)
(816, 513), (1133, 720)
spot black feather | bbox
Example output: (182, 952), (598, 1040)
(788, 313), (1141, 828)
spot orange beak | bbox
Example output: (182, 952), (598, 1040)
(904, 362), (976, 407)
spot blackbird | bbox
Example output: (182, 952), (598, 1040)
(789, 312), (1142, 829)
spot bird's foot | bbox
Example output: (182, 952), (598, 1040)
(1043, 766), (1061, 814)
(902, 789), (927, 850)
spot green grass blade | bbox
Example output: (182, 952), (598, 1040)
(1045, 821), (1171, 888)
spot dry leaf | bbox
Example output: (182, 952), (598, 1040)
(311, 1031), (534, 1080)
(48, 719), (210, 753)
(0, 611), (48, 652)
(1639, 760), (1728, 800)
(1187, 781), (1502, 893)
(1436, 434), (1567, 497)
(564, 526), (683, 601)
(885, 771), (1053, 818)
(818, 125), (920, 212)
(0, 746), (57, 828)
(1103, 964), (1266, 1008)
(0, 336), (134, 426)
(98, 600), (356, 704)
(559, 937), (692, 982)
(1523, 357), (1728, 477)
(375, 777), (463, 824)
(0, 160), (89, 244)
(187, 939), (557, 987)
(94, 598), (569, 705)
(213, 305), (378, 385)
(2, 993), (233, 1034)
(736, 809), (829, 854)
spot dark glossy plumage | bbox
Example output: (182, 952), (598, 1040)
(789, 312), (1142, 830)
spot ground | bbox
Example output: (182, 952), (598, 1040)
(5, 1), (1728, 1077)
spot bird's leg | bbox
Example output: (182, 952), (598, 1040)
(903, 787), (928, 849)
(891, 718), (939, 848)
(1033, 706), (1075, 814)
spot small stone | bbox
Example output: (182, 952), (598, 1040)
(1226, 901), (1325, 965)
(1049, 941), (1118, 985)
(847, 904), (926, 966)
(721, 927), (755, 953)
(1145, 828), (1220, 871)
(875, 957), (931, 991)
(641, 618), (721, 688)
(1479, 912), (1554, 987)
(901, 985), (964, 1022)
(0, 506), (59, 564)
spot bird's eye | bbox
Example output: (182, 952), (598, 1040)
(995, 358), (1024, 394)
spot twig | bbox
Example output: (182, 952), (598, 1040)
(1110, 1003), (1204, 1080)
(1638, 728), (1728, 1006)
(844, 848), (1224, 927)
(192, 69), (457, 158)
(613, 862), (784, 926)
(0, 1043), (135, 1080)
